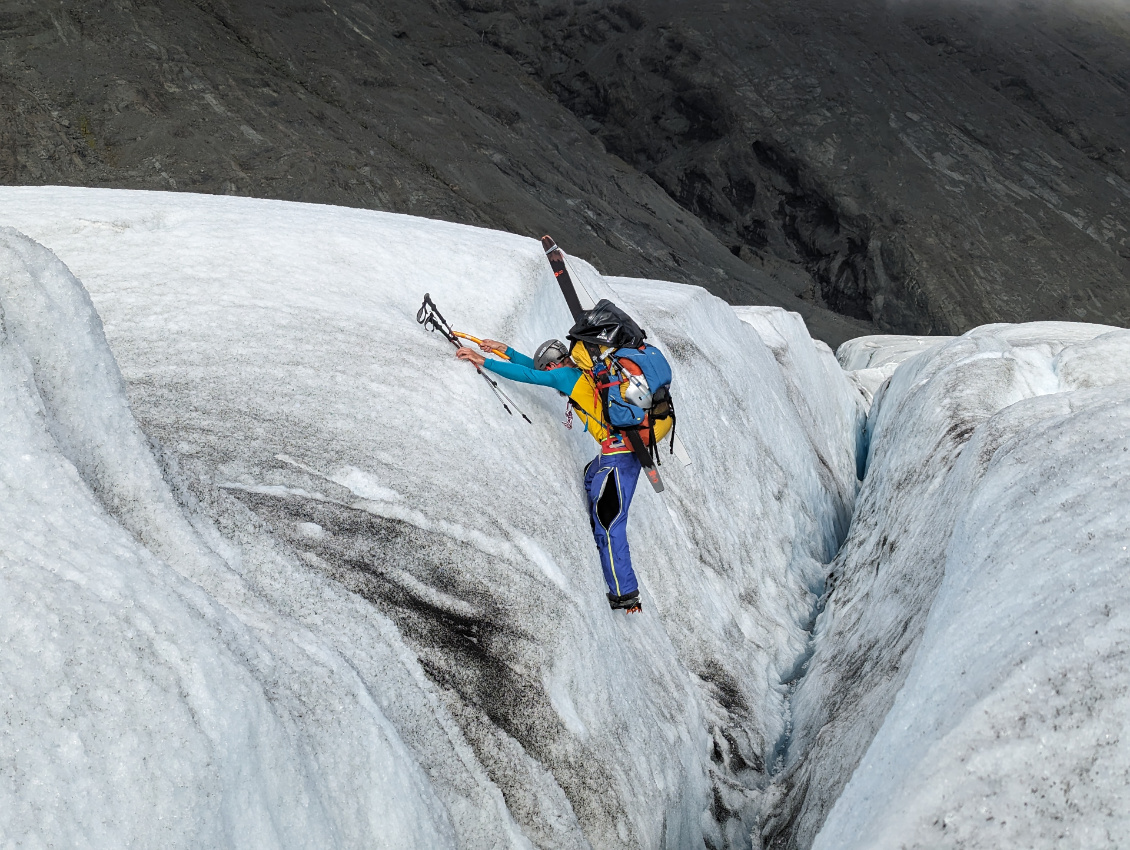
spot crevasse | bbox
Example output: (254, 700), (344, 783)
(3, 188), (1128, 850)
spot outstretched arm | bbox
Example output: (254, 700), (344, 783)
(477, 338), (536, 370)
(505, 348), (537, 370)
(456, 348), (577, 393)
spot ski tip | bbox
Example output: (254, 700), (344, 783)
(541, 235), (559, 255)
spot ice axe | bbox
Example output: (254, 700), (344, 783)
(453, 331), (512, 360)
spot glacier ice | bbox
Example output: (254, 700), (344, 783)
(0, 226), (466, 849)
(767, 323), (1130, 850)
(0, 188), (863, 849)
(2, 186), (1129, 850)
(836, 333), (954, 407)
(819, 381), (1130, 849)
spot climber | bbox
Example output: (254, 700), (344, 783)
(456, 338), (645, 613)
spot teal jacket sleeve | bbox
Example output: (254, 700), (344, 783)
(505, 347), (537, 369)
(482, 356), (580, 395)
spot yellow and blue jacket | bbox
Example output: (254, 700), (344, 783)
(482, 344), (671, 454)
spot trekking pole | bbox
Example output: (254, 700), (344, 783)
(416, 294), (533, 424)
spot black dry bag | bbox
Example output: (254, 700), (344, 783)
(567, 299), (646, 350)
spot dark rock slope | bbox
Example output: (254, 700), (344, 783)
(457, 0), (1130, 335)
(1, 0), (1127, 344)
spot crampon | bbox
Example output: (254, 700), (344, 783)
(607, 591), (643, 614)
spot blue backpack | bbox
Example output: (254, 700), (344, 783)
(605, 345), (673, 429)
(567, 300), (677, 452)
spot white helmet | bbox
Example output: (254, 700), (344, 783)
(619, 361), (652, 407)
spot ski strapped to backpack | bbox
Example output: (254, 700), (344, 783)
(542, 236), (585, 321)
(416, 293), (531, 423)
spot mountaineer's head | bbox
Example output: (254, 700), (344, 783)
(534, 339), (572, 370)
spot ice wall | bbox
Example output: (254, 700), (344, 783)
(836, 333), (954, 407)
(0, 188), (866, 850)
(764, 323), (1130, 849)
(818, 380), (1130, 849)
(735, 306), (866, 506)
(0, 228), (475, 849)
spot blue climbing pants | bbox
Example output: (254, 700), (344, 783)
(584, 451), (642, 598)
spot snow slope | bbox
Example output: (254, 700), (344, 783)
(0, 187), (863, 849)
(766, 324), (1130, 849)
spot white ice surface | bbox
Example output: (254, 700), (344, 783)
(819, 384), (1130, 849)
(0, 227), (461, 849)
(836, 334), (956, 409)
(0, 187), (863, 850)
(836, 334), (954, 371)
(794, 323), (1130, 850)
(736, 306), (867, 497)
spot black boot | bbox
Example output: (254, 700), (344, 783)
(607, 591), (643, 613)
